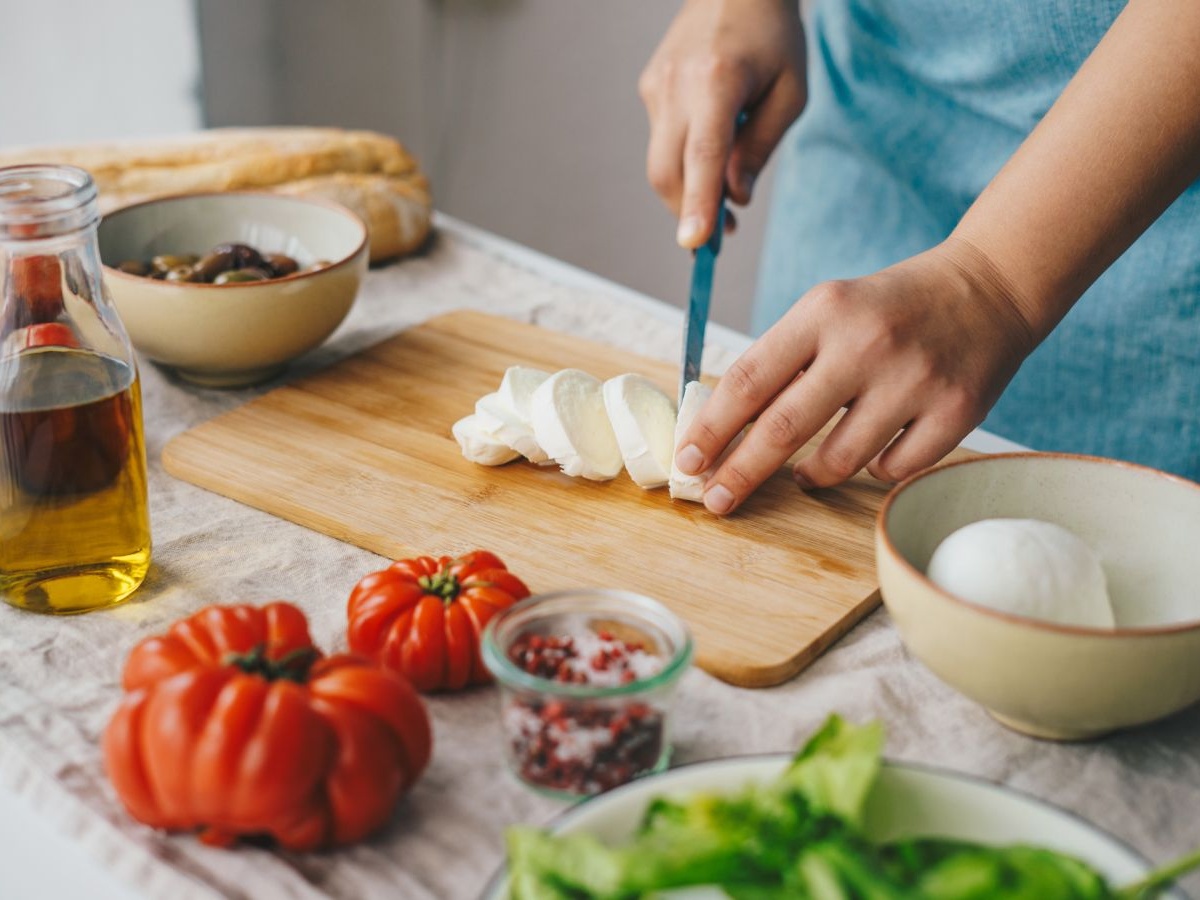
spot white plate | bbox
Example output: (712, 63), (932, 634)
(483, 755), (1186, 899)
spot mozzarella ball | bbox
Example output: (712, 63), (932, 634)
(926, 518), (1114, 628)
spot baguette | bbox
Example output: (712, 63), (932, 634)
(0, 127), (432, 264)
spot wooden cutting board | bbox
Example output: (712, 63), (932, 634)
(164, 310), (899, 688)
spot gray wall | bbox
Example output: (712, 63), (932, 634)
(1, 0), (201, 147)
(198, 0), (779, 333)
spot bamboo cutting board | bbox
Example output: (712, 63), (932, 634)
(164, 310), (897, 687)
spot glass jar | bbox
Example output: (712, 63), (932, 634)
(482, 589), (693, 799)
(0, 165), (151, 614)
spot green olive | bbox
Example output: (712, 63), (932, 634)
(263, 253), (299, 277)
(116, 259), (152, 277)
(164, 264), (201, 283)
(213, 267), (270, 285)
(150, 253), (199, 275)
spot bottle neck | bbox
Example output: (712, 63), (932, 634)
(0, 165), (133, 367)
(0, 165), (100, 246)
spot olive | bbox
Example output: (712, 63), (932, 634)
(150, 253), (199, 275)
(116, 259), (152, 277)
(303, 259), (333, 273)
(164, 264), (201, 283)
(213, 267), (270, 285)
(263, 253), (299, 278)
(192, 248), (237, 282)
(209, 242), (265, 271)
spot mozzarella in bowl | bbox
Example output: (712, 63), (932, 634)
(927, 518), (1114, 628)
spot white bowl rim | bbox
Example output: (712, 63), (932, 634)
(877, 451), (1200, 638)
(98, 189), (368, 290)
(477, 752), (1179, 899)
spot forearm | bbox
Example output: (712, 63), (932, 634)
(951, 0), (1200, 342)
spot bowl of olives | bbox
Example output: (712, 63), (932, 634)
(99, 192), (368, 387)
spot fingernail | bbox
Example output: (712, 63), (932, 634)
(704, 484), (735, 515)
(675, 443), (705, 475)
(676, 215), (704, 248)
(794, 471), (813, 491)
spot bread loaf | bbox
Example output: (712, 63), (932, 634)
(0, 128), (432, 264)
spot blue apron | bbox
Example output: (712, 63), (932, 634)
(754, 0), (1200, 479)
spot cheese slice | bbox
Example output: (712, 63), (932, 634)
(602, 373), (676, 489)
(529, 368), (624, 481)
(669, 381), (713, 502)
(452, 414), (520, 466)
(498, 366), (550, 422)
(475, 391), (552, 464)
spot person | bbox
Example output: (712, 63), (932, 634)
(639, 0), (1200, 516)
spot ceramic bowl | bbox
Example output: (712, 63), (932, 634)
(876, 452), (1200, 740)
(98, 192), (367, 387)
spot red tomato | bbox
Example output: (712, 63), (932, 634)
(21, 322), (79, 348)
(122, 602), (317, 691)
(347, 550), (531, 692)
(10, 255), (64, 325)
(104, 603), (432, 850)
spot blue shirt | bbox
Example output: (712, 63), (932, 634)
(755, 0), (1200, 479)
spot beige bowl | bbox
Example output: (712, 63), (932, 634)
(876, 452), (1200, 741)
(99, 192), (367, 387)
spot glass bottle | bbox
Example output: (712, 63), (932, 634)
(0, 165), (151, 614)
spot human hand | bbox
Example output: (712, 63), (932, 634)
(674, 240), (1038, 514)
(639, 0), (806, 248)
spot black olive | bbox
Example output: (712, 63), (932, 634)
(193, 249), (236, 282)
(263, 253), (299, 278)
(209, 242), (265, 271)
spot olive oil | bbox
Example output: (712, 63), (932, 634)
(1, 348), (151, 613)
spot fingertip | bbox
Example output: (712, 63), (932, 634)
(676, 215), (707, 249)
(703, 483), (736, 515)
(675, 443), (706, 476)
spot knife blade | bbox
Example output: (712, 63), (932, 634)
(678, 202), (727, 407)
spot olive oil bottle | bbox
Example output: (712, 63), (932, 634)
(1, 349), (150, 612)
(0, 165), (151, 613)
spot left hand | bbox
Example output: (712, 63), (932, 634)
(674, 239), (1037, 514)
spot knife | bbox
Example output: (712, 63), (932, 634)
(678, 202), (727, 407)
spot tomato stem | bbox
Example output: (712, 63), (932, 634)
(222, 644), (320, 683)
(418, 571), (462, 605)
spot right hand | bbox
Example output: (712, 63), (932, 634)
(639, 0), (807, 248)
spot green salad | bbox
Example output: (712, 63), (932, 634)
(505, 716), (1198, 899)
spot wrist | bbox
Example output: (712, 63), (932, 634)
(932, 235), (1041, 354)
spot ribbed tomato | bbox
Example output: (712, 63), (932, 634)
(104, 603), (431, 850)
(121, 601), (316, 691)
(347, 550), (531, 692)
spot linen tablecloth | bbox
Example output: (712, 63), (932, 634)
(2, 218), (1199, 899)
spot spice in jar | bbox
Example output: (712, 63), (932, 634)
(503, 630), (667, 795)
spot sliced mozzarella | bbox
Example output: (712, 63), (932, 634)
(529, 368), (624, 481)
(669, 381), (713, 502)
(602, 373), (676, 489)
(498, 366), (550, 422)
(452, 414), (520, 466)
(475, 391), (552, 464)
